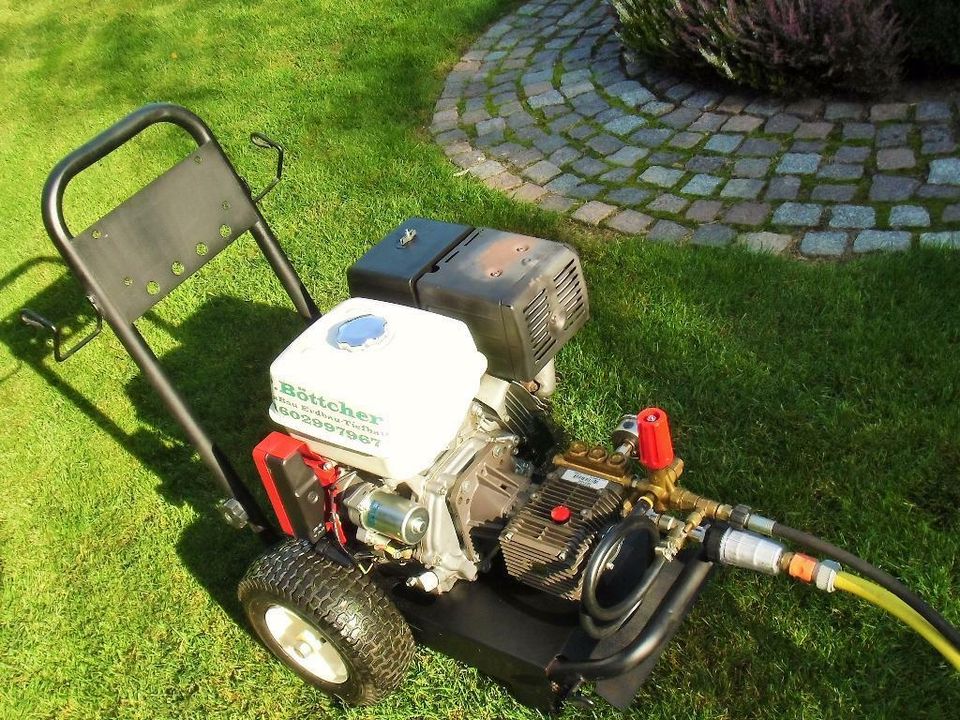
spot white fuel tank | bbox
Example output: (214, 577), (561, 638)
(268, 297), (487, 479)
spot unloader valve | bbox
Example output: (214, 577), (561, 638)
(637, 407), (674, 471)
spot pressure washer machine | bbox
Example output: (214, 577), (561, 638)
(23, 104), (960, 711)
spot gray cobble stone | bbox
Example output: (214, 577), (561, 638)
(830, 205), (876, 229)
(587, 134), (624, 154)
(870, 103), (909, 122)
(660, 106), (700, 129)
(648, 219), (691, 243)
(889, 205), (930, 228)
(640, 166), (685, 188)
(785, 98), (824, 118)
(734, 158), (771, 178)
(791, 141), (827, 154)
(918, 184), (960, 200)
(608, 145), (649, 166)
(567, 183), (604, 200)
(548, 145), (581, 166)
(693, 224), (735, 246)
(795, 121), (834, 140)
(484, 171), (523, 191)
(571, 157), (609, 177)
(724, 202), (771, 226)
(686, 200), (724, 222)
(818, 163), (864, 181)
(477, 117), (507, 136)
(606, 115), (646, 135)
(740, 231), (792, 254)
(686, 155), (728, 173)
(538, 193), (578, 212)
(765, 114), (802, 134)
(606, 209), (654, 234)
(544, 173), (583, 192)
(682, 174), (723, 196)
(835, 146), (870, 163)
(721, 178), (765, 199)
(572, 200), (617, 225)
(801, 231), (847, 257)
(876, 124), (911, 148)
(877, 148), (916, 171)
(599, 167), (634, 183)
(641, 100), (674, 116)
(773, 202), (824, 226)
(669, 131), (704, 149)
(722, 115), (763, 133)
(842, 122), (876, 140)
(766, 177), (801, 201)
(683, 89), (722, 111)
(739, 138), (781, 157)
(825, 102), (865, 121)
(869, 175), (920, 201)
(689, 112), (727, 132)
(929, 158), (960, 186)
(468, 159), (506, 179)
(562, 81), (594, 99)
(943, 205), (960, 223)
(549, 114), (583, 133)
(920, 231), (960, 248)
(632, 128), (673, 147)
(744, 98), (784, 117)
(916, 101), (952, 122)
(507, 111), (536, 129)
(854, 230), (911, 252)
(607, 186), (652, 206)
(511, 182), (547, 203)
(811, 185), (857, 202)
(704, 134), (743, 154)
(648, 193), (689, 214)
(776, 153), (821, 175)
(568, 124), (596, 141)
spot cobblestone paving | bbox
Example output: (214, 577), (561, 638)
(430, 0), (960, 257)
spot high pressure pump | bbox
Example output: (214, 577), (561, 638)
(25, 104), (959, 713)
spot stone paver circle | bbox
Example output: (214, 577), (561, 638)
(431, 0), (960, 257)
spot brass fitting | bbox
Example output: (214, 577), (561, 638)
(634, 456), (684, 511)
(656, 508), (706, 561)
(554, 441), (632, 485)
(668, 488), (734, 522)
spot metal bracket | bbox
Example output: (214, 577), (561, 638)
(20, 296), (103, 362)
(249, 132), (284, 203)
(217, 497), (249, 529)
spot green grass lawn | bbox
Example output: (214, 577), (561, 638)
(1, 0), (959, 718)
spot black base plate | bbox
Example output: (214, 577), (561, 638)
(384, 549), (713, 713)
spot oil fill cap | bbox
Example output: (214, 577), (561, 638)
(335, 314), (388, 351)
(550, 505), (572, 524)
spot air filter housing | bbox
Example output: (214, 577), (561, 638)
(347, 218), (589, 381)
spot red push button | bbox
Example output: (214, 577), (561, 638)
(550, 505), (572, 523)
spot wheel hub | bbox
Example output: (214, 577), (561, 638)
(264, 604), (349, 684)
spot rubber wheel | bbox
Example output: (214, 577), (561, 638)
(238, 539), (415, 705)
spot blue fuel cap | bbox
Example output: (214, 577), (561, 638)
(335, 314), (388, 350)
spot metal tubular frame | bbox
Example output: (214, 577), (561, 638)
(39, 103), (320, 535)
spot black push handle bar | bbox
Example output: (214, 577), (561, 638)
(42, 103), (216, 247)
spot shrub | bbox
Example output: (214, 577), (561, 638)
(894, 0), (960, 68)
(613, 0), (905, 97)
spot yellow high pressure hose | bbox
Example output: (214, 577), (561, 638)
(834, 571), (960, 671)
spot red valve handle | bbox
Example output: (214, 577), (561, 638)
(637, 407), (674, 471)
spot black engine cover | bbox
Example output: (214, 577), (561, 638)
(347, 218), (589, 381)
